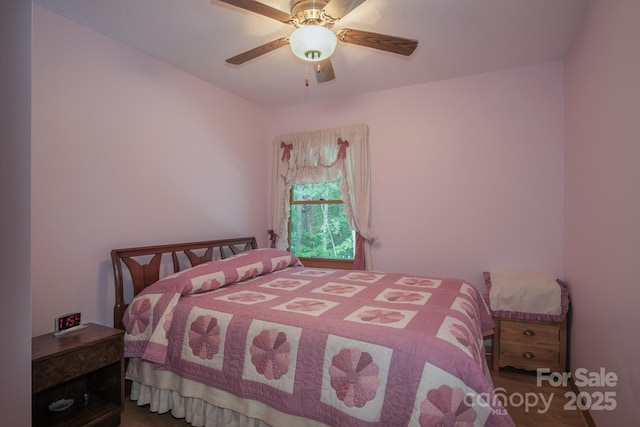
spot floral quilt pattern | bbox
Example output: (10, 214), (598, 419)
(123, 249), (513, 426)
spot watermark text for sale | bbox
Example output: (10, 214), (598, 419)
(465, 367), (617, 415)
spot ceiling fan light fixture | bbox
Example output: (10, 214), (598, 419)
(290, 25), (337, 62)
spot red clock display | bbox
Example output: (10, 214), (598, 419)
(55, 312), (81, 333)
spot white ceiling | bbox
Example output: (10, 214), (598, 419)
(33, 0), (589, 108)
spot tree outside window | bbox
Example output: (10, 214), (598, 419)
(289, 179), (355, 262)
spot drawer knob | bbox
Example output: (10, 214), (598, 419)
(523, 329), (535, 336)
(522, 351), (535, 359)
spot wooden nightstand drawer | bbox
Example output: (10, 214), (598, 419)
(499, 342), (560, 371)
(33, 337), (122, 393)
(492, 317), (567, 372)
(500, 320), (560, 346)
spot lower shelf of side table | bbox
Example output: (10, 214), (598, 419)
(32, 396), (121, 427)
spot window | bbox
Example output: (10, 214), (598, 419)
(289, 179), (355, 269)
(271, 124), (374, 270)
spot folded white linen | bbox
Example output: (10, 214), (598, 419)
(489, 269), (561, 315)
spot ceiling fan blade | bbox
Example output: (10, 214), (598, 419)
(225, 38), (290, 65)
(322, 0), (367, 20)
(337, 28), (418, 56)
(315, 59), (335, 83)
(218, 0), (294, 24)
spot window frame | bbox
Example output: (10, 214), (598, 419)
(288, 183), (355, 270)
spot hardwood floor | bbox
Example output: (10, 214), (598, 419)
(121, 369), (592, 427)
(491, 367), (592, 427)
(122, 398), (190, 427)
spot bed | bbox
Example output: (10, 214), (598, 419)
(111, 237), (514, 426)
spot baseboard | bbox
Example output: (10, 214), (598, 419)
(569, 377), (597, 427)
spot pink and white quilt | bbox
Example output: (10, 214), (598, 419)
(123, 249), (514, 426)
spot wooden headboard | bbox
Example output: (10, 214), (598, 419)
(111, 236), (258, 330)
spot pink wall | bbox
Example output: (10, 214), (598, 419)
(1, 0), (31, 424)
(268, 62), (565, 290)
(31, 6), (269, 335)
(564, 0), (640, 424)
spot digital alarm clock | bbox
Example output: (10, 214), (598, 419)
(54, 312), (82, 335)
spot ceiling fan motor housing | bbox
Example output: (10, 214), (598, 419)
(290, 0), (333, 27)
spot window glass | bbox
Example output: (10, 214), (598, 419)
(292, 180), (342, 201)
(289, 179), (354, 260)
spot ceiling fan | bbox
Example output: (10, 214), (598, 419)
(218, 0), (418, 83)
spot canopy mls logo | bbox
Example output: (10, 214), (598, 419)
(465, 367), (618, 415)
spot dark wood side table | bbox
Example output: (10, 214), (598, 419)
(32, 323), (124, 427)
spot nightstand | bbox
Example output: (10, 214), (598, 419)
(32, 323), (124, 427)
(492, 317), (567, 372)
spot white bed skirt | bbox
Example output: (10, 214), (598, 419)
(127, 358), (328, 427)
(130, 381), (271, 427)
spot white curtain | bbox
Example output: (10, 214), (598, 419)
(271, 124), (377, 269)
